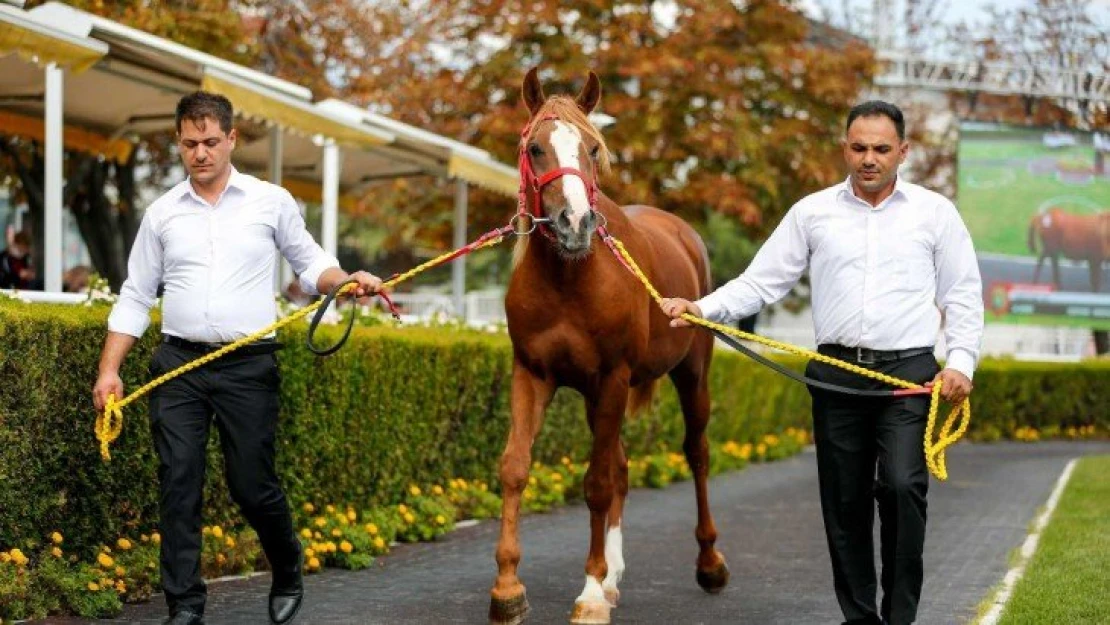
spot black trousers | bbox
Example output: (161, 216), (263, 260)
(148, 342), (301, 616)
(805, 352), (940, 625)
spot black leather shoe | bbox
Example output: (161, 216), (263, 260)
(268, 587), (303, 624)
(162, 611), (205, 625)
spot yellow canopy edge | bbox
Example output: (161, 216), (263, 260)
(0, 22), (104, 73)
(448, 153), (517, 197)
(202, 74), (389, 150)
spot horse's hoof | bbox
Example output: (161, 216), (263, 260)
(490, 592), (530, 625)
(696, 559), (731, 594)
(569, 600), (611, 624)
(602, 585), (620, 608)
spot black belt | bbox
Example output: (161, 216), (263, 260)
(817, 344), (934, 365)
(162, 335), (282, 356)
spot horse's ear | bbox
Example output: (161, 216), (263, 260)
(522, 67), (546, 116)
(576, 71), (601, 114)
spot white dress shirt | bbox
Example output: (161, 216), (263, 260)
(696, 177), (984, 379)
(108, 168), (339, 343)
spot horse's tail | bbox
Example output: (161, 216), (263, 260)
(1027, 214), (1040, 254)
(627, 379), (657, 417)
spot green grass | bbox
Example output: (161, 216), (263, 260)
(993, 456), (1110, 624)
(957, 138), (1110, 256)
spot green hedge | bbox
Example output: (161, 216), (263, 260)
(0, 299), (1106, 557)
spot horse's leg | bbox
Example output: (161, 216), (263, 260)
(570, 372), (629, 625)
(1033, 253), (1044, 283)
(601, 439), (628, 608)
(1051, 254), (1061, 290)
(1089, 257), (1102, 292)
(490, 361), (555, 625)
(670, 342), (729, 594)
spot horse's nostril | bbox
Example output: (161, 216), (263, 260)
(557, 211), (572, 229)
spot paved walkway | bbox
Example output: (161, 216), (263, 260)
(56, 441), (1109, 625)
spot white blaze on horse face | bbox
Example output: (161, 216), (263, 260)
(602, 525), (624, 602)
(549, 121), (592, 229)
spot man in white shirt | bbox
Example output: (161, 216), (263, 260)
(91, 92), (383, 625)
(661, 101), (983, 625)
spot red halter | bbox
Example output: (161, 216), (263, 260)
(516, 113), (600, 230)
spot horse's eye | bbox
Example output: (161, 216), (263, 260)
(589, 145), (600, 159)
(528, 143), (543, 157)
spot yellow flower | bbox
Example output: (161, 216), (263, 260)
(216, 553), (227, 565)
(141, 534), (150, 543)
(551, 473), (563, 482)
(117, 538), (132, 550)
(435, 515), (446, 526)
(152, 532), (161, 545)
(479, 483), (488, 492)
(87, 582), (100, 592)
(10, 549), (28, 567)
(225, 537), (236, 549)
(202, 526), (212, 536)
(346, 509), (357, 522)
(0, 552), (10, 563)
(528, 476), (537, 486)
(561, 456), (572, 465)
(300, 528), (313, 539)
(398, 504), (409, 514)
(211, 526), (224, 539)
(432, 485), (444, 496)
(308, 556), (321, 570)
(97, 553), (114, 568)
(314, 517), (327, 528)
(409, 485), (422, 497)
(340, 541), (353, 554)
(305, 548), (316, 558)
(303, 503), (315, 514)
(51, 532), (64, 544)
(403, 512), (415, 524)
(326, 505), (336, 514)
(314, 531), (322, 540)
(116, 581), (127, 593)
(456, 478), (468, 488)
(532, 461), (541, 470)
(372, 537), (385, 550)
(364, 523), (379, 535)
(331, 529), (342, 538)
(756, 443), (767, 456)
(115, 566), (126, 577)
(51, 547), (63, 558)
(326, 542), (337, 553)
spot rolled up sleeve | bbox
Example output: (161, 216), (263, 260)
(107, 211), (163, 338)
(274, 191), (339, 295)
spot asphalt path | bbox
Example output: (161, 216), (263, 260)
(66, 441), (1110, 625)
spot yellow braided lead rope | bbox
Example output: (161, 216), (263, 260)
(607, 236), (971, 481)
(94, 234), (509, 461)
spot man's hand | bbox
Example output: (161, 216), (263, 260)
(345, 270), (385, 299)
(930, 368), (973, 404)
(660, 297), (703, 328)
(93, 371), (124, 413)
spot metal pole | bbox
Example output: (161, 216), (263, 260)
(44, 63), (63, 292)
(453, 178), (468, 319)
(321, 139), (340, 258)
(268, 126), (287, 294)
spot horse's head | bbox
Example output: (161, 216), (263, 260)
(518, 67), (611, 258)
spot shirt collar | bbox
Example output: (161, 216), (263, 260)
(838, 175), (908, 209)
(179, 166), (246, 206)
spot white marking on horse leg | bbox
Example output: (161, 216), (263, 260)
(575, 575), (607, 605)
(549, 121), (592, 228)
(601, 525), (624, 606)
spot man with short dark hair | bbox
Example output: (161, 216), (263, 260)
(92, 91), (383, 625)
(662, 100), (984, 625)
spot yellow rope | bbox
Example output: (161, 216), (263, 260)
(606, 236), (971, 481)
(94, 235), (508, 461)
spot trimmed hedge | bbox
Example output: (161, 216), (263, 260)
(0, 299), (1106, 557)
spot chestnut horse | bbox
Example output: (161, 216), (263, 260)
(488, 69), (729, 625)
(1028, 207), (1110, 292)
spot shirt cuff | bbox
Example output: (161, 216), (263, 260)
(107, 301), (153, 338)
(694, 293), (727, 323)
(298, 255), (340, 296)
(944, 348), (977, 381)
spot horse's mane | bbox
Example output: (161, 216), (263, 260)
(513, 96), (614, 267)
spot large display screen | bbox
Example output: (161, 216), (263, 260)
(957, 122), (1110, 329)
